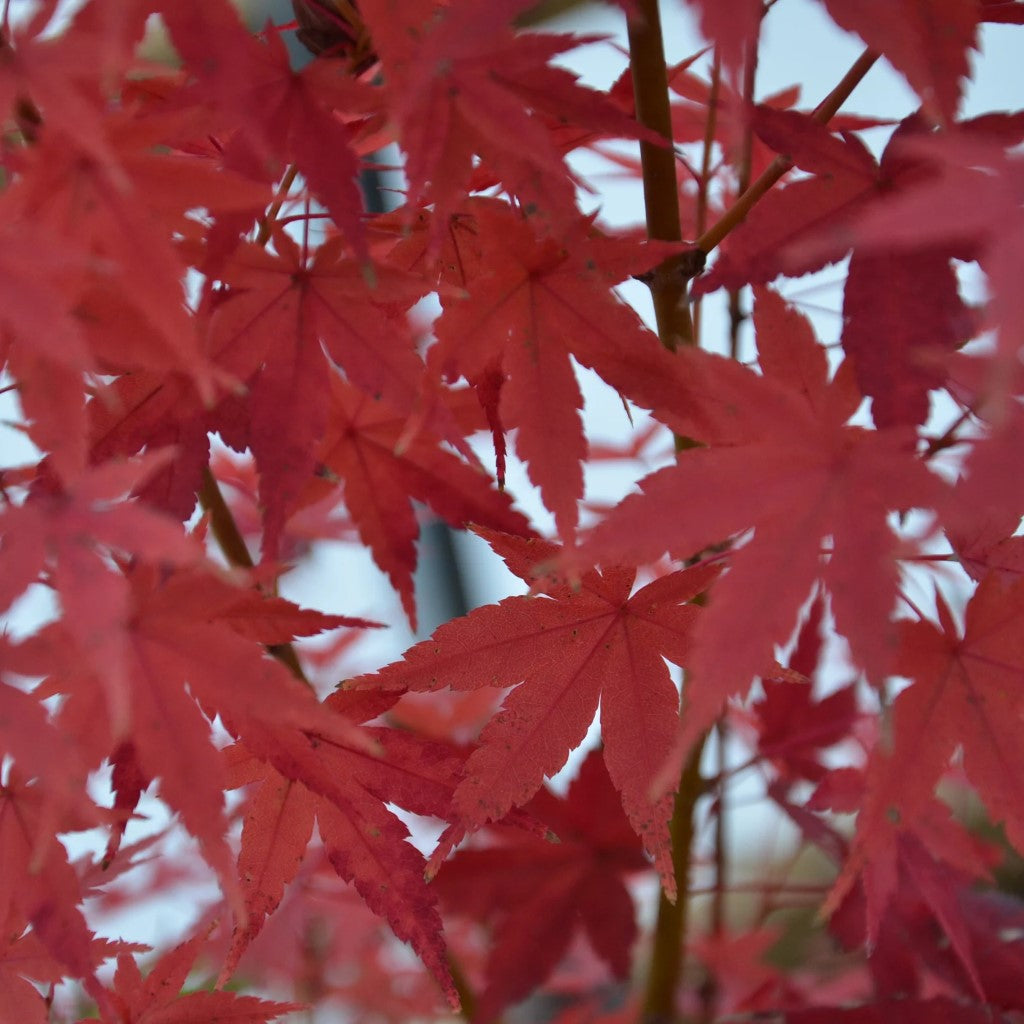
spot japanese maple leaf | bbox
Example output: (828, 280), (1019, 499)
(207, 228), (436, 557)
(5, 116), (225, 402)
(839, 118), (984, 427)
(160, 0), (370, 255)
(946, 500), (1024, 586)
(0, 0), (149, 171)
(433, 749), (648, 1023)
(305, 372), (535, 627)
(14, 562), (377, 921)
(835, 118), (1024, 410)
(221, 689), (464, 1010)
(928, 890), (1024, 1011)
(0, 453), (202, 736)
(580, 288), (945, 788)
(752, 679), (859, 787)
(359, 0), (651, 240)
(700, 111), (979, 427)
(433, 201), (692, 539)
(86, 363), (227, 524)
(851, 578), (1024, 880)
(736, 593), (859, 785)
(348, 529), (718, 897)
(0, 927), (67, 1024)
(690, 927), (798, 1016)
(0, 210), (100, 482)
(817, 0), (979, 125)
(817, 766), (997, 1003)
(0, 771), (112, 1019)
(981, 0), (1024, 22)
(937, 368), (1024, 555)
(106, 930), (301, 1023)
(0, 666), (99, 867)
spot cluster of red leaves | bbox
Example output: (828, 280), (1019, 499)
(1, 0), (1023, 1021)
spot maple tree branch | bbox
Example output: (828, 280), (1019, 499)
(923, 405), (975, 458)
(691, 50), (721, 345)
(698, 721), (728, 1024)
(627, 0), (696, 351)
(256, 164), (301, 246)
(198, 467), (308, 682)
(727, 20), (762, 360)
(199, 467), (255, 571)
(695, 47), (878, 256)
(640, 732), (707, 1024)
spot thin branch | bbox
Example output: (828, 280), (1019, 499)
(627, 0), (695, 351)
(198, 468), (308, 683)
(727, 17), (762, 360)
(256, 164), (301, 246)
(640, 733), (707, 1024)
(699, 720), (728, 1024)
(691, 50), (721, 344)
(696, 48), (878, 256)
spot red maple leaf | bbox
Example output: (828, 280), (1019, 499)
(4, 112), (226, 402)
(580, 287), (945, 785)
(222, 690), (465, 1010)
(835, 116), (1024, 412)
(694, 107), (882, 294)
(105, 929), (301, 1023)
(359, 0), (651, 241)
(751, 679), (859, 788)
(305, 372), (535, 627)
(433, 749), (648, 1022)
(0, 453), (202, 735)
(348, 528), (717, 897)
(0, 770), (112, 1019)
(12, 561), (377, 919)
(816, 763), (997, 1004)
(699, 111), (982, 427)
(784, 997), (1010, 1024)
(432, 200), (689, 538)
(205, 227), (437, 557)
(160, 0), (371, 256)
(687, 0), (764, 77)
(845, 577), (1024, 894)
(817, 0), (979, 125)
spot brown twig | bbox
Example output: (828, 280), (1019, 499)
(198, 467), (308, 683)
(696, 48), (878, 256)
(627, 0), (695, 351)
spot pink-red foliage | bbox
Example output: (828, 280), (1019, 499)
(0, 1), (1022, 1021)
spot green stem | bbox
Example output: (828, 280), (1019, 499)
(640, 734), (708, 1024)
(695, 47), (878, 256)
(627, 0), (694, 351)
